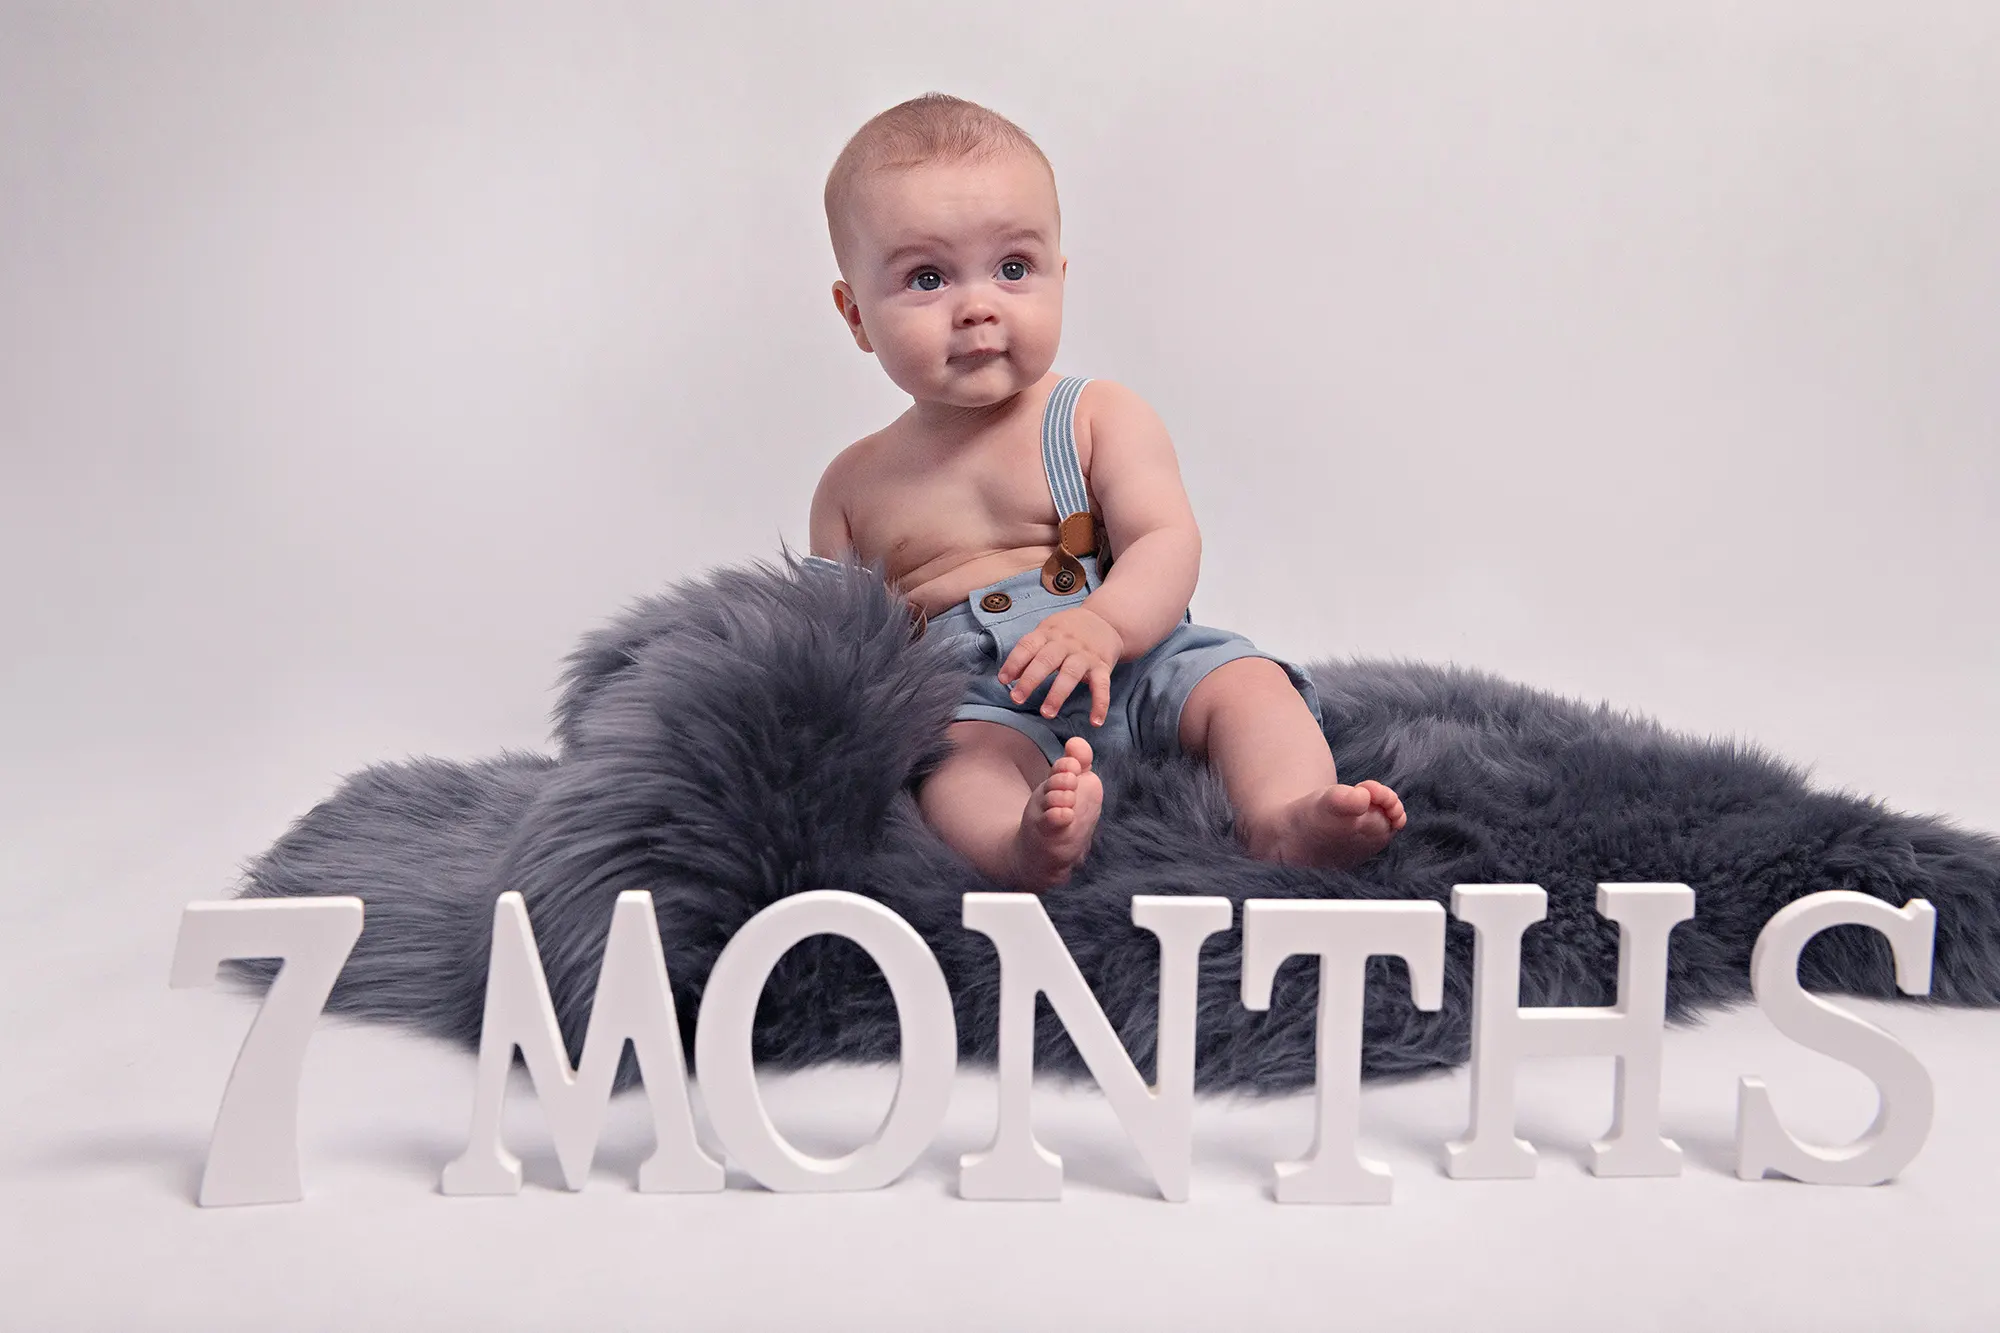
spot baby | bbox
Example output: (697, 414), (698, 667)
(808, 93), (1406, 892)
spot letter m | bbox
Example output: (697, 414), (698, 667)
(440, 890), (722, 1195)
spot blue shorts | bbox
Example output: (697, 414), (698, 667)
(928, 560), (1323, 765)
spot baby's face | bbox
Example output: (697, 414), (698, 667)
(832, 152), (1066, 410)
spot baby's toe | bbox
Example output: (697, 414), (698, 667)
(1325, 784), (1374, 816)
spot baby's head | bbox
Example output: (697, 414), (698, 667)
(825, 93), (1066, 411)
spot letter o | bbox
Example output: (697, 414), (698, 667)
(693, 891), (957, 1191)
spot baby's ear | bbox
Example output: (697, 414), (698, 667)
(830, 281), (873, 353)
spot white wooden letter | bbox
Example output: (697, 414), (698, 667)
(959, 894), (1233, 1202)
(440, 890), (722, 1196)
(1736, 890), (1936, 1185)
(169, 897), (365, 1206)
(693, 890), (956, 1192)
(1446, 883), (1695, 1179)
(1240, 900), (1446, 1203)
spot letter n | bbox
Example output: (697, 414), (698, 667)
(959, 893), (1231, 1202)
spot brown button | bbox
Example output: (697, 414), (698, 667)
(979, 591), (1013, 613)
(1041, 549), (1088, 596)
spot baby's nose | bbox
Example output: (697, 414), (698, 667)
(955, 285), (1003, 322)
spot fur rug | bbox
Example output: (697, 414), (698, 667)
(229, 555), (2000, 1092)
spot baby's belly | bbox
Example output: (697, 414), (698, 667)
(898, 546), (1055, 617)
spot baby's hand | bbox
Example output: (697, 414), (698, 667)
(998, 607), (1125, 726)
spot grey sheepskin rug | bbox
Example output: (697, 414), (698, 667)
(230, 555), (2000, 1093)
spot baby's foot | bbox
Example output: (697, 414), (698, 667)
(1009, 738), (1103, 891)
(1247, 779), (1407, 871)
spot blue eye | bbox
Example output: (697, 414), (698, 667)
(1000, 259), (1028, 281)
(909, 270), (943, 292)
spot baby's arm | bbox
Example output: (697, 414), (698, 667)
(996, 382), (1202, 726)
(808, 454), (857, 561)
(1077, 380), (1202, 659)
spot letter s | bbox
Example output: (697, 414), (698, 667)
(1737, 890), (1937, 1185)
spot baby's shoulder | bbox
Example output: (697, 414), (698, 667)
(1071, 378), (1169, 473)
(1073, 376), (1154, 424)
(815, 425), (891, 491)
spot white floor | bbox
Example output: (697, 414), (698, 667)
(6, 761), (2000, 1332)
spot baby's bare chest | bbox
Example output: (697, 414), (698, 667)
(846, 420), (1094, 598)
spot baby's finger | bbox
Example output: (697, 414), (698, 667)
(1088, 664), (1111, 726)
(997, 631), (1045, 685)
(1038, 657), (1089, 718)
(1007, 641), (1070, 705)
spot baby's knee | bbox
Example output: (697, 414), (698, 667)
(929, 720), (1050, 790)
(1179, 655), (1295, 752)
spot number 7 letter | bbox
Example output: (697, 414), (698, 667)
(169, 898), (365, 1206)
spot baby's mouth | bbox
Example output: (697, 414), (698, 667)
(951, 349), (1007, 365)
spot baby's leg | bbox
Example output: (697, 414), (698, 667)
(1179, 658), (1406, 869)
(916, 721), (1103, 892)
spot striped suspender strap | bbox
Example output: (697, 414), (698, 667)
(1040, 376), (1093, 523)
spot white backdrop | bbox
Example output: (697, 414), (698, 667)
(5, 1), (1996, 832)
(4, 4), (1997, 1329)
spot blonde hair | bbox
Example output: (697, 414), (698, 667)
(824, 92), (1059, 276)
